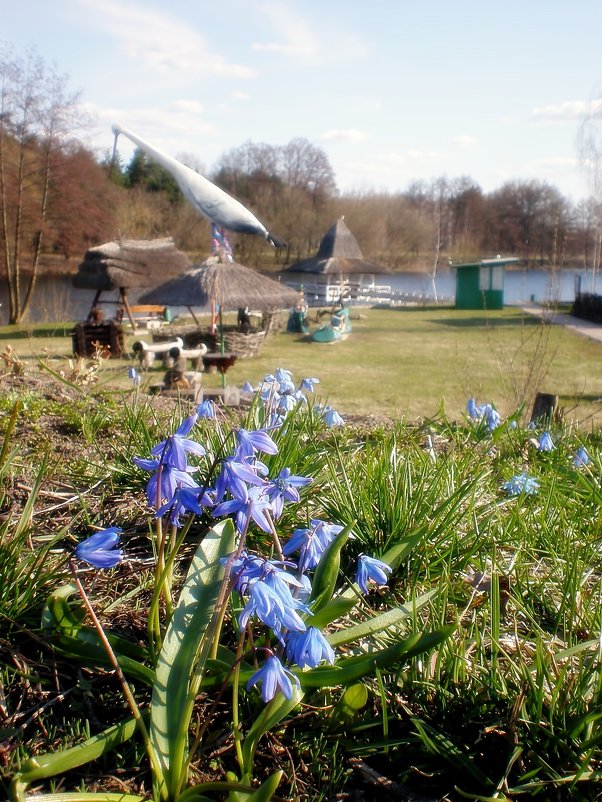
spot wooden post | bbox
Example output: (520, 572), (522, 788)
(119, 288), (137, 331)
(530, 392), (558, 424)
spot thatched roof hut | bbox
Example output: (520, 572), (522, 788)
(140, 256), (299, 311)
(284, 217), (391, 277)
(72, 237), (191, 291)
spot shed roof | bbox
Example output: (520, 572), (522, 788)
(452, 256), (520, 269)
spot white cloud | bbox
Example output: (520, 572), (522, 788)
(454, 135), (477, 148)
(407, 149), (448, 163)
(373, 151), (406, 166)
(169, 99), (205, 115)
(253, 1), (368, 63)
(74, 0), (256, 79)
(83, 100), (217, 158)
(530, 99), (602, 123)
(320, 128), (367, 144)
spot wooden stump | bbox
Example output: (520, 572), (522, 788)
(530, 392), (558, 424)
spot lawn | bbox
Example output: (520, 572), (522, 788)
(3, 305), (602, 425)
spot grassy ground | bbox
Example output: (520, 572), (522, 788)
(3, 305), (602, 425)
(1, 320), (602, 801)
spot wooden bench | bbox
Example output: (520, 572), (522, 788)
(124, 305), (167, 330)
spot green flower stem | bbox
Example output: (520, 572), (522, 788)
(69, 562), (167, 801)
(154, 464), (173, 617)
(185, 639), (248, 777)
(207, 516), (250, 662)
(266, 510), (284, 561)
(147, 512), (198, 657)
(231, 630), (246, 773)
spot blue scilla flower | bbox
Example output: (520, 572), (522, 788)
(134, 457), (199, 508)
(285, 626), (335, 669)
(213, 487), (274, 534)
(467, 397), (478, 418)
(467, 399), (501, 430)
(247, 654), (300, 702)
(196, 399), (216, 419)
(537, 431), (555, 452)
(573, 446), (590, 468)
(274, 368), (295, 394)
(213, 456), (267, 504)
(235, 427), (279, 459)
(156, 485), (213, 528)
(151, 414), (206, 471)
(356, 554), (392, 594)
(275, 393), (297, 415)
(265, 467), (312, 520)
(299, 377), (320, 393)
(484, 406), (501, 430)
(260, 560), (307, 608)
(502, 473), (540, 496)
(320, 405), (344, 427)
(282, 526), (321, 572)
(228, 551), (267, 594)
(312, 519), (344, 546)
(239, 581), (306, 637)
(240, 381), (256, 402)
(259, 373), (298, 419)
(75, 527), (123, 568)
(283, 518), (343, 573)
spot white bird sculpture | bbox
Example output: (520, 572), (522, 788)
(112, 124), (286, 247)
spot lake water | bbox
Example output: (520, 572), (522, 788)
(1, 267), (598, 324)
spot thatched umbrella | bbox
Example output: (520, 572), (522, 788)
(140, 257), (299, 383)
(139, 256), (299, 314)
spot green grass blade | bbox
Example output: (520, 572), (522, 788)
(327, 590), (438, 647)
(10, 717), (140, 802)
(298, 626), (455, 688)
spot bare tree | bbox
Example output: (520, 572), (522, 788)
(577, 94), (602, 290)
(211, 138), (337, 266)
(0, 46), (82, 323)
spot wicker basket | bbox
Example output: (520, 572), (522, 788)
(155, 324), (269, 357)
(223, 328), (267, 358)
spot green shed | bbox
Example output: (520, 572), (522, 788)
(453, 256), (519, 310)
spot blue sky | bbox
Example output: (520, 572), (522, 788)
(3, 0), (602, 201)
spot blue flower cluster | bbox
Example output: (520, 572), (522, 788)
(230, 534), (391, 701)
(73, 368), (391, 703)
(241, 368), (344, 427)
(466, 398), (501, 431)
(465, 399), (593, 497)
(501, 472), (540, 496)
